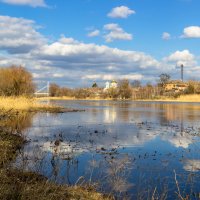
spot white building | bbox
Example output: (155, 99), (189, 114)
(104, 80), (118, 91)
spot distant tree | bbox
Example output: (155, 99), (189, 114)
(118, 79), (132, 99)
(158, 73), (171, 88)
(0, 65), (35, 96)
(107, 88), (119, 99)
(49, 83), (60, 97)
(184, 82), (195, 94)
(195, 83), (200, 94)
(49, 83), (73, 97)
(131, 80), (141, 88)
(146, 82), (153, 88)
(92, 82), (98, 88)
(59, 87), (73, 96)
(74, 88), (92, 99)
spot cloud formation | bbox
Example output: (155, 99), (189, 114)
(0, 15), (46, 53)
(164, 50), (196, 67)
(162, 32), (171, 40)
(104, 23), (133, 42)
(108, 6), (135, 18)
(0, 0), (47, 7)
(0, 15), (200, 86)
(182, 26), (200, 38)
(87, 29), (100, 37)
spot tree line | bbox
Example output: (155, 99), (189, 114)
(49, 79), (133, 99)
(1, 66), (200, 99)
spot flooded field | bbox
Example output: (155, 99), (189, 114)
(15, 100), (200, 199)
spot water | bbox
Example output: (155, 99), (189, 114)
(15, 100), (200, 199)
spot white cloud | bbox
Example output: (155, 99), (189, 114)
(33, 36), (159, 70)
(104, 23), (133, 42)
(183, 160), (200, 172)
(0, 0), (47, 7)
(181, 26), (200, 38)
(164, 50), (196, 67)
(1, 15), (200, 86)
(58, 36), (79, 44)
(162, 32), (171, 40)
(108, 6), (135, 18)
(0, 15), (46, 53)
(0, 15), (160, 86)
(82, 74), (143, 81)
(87, 29), (100, 37)
(161, 132), (193, 148)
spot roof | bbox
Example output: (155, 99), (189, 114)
(111, 80), (117, 83)
(166, 80), (188, 85)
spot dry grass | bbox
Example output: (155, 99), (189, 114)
(39, 94), (200, 102)
(0, 96), (64, 112)
(0, 168), (110, 200)
(37, 96), (112, 101)
(176, 94), (200, 102)
(38, 96), (75, 100)
(136, 94), (200, 103)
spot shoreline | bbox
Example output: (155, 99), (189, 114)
(0, 96), (84, 113)
(37, 94), (200, 103)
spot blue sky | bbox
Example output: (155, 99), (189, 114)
(0, 0), (200, 87)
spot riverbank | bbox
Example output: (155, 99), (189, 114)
(38, 94), (200, 103)
(0, 96), (83, 113)
(135, 94), (200, 103)
(0, 110), (111, 200)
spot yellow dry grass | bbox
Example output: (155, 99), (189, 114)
(39, 94), (200, 103)
(37, 96), (113, 101)
(38, 96), (75, 100)
(0, 96), (61, 112)
(176, 94), (200, 102)
(135, 95), (200, 103)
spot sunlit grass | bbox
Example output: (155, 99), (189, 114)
(177, 94), (200, 102)
(137, 94), (200, 102)
(0, 96), (62, 112)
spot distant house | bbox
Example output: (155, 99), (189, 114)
(104, 80), (118, 91)
(164, 80), (188, 92)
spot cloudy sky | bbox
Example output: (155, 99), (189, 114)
(0, 0), (200, 88)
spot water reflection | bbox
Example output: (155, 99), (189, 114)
(14, 101), (200, 199)
(183, 160), (200, 172)
(0, 111), (35, 134)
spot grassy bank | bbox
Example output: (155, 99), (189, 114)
(135, 94), (200, 103)
(37, 96), (113, 101)
(0, 111), (111, 200)
(0, 96), (83, 113)
(38, 94), (200, 103)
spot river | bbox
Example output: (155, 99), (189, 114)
(15, 100), (200, 199)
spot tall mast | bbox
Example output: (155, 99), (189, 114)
(181, 64), (184, 82)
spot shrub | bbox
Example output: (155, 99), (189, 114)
(0, 66), (35, 96)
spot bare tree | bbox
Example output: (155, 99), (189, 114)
(118, 79), (132, 99)
(158, 73), (171, 88)
(0, 65), (35, 96)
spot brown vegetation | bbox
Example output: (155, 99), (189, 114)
(0, 96), (65, 113)
(0, 66), (35, 96)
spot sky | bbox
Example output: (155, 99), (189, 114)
(0, 0), (200, 88)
